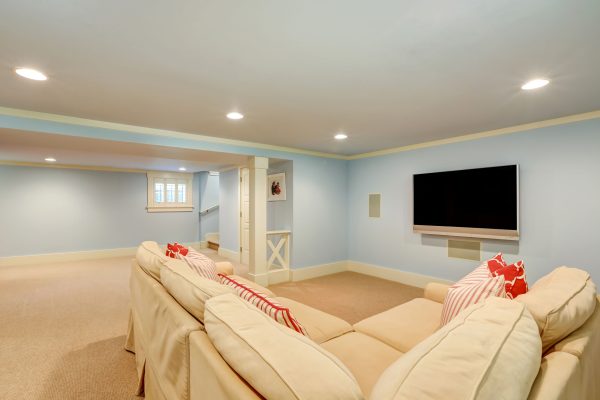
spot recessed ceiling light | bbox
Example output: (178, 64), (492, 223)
(226, 112), (244, 120)
(521, 79), (549, 90)
(178, 167), (187, 171)
(15, 67), (48, 81)
(44, 157), (57, 162)
(334, 133), (348, 140)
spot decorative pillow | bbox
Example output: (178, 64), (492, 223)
(490, 260), (528, 299)
(483, 252), (508, 275)
(219, 274), (307, 335)
(441, 275), (506, 325)
(204, 294), (364, 400)
(176, 247), (220, 282)
(516, 266), (597, 352)
(371, 297), (542, 400)
(166, 242), (189, 258)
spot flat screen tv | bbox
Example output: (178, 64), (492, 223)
(413, 165), (519, 240)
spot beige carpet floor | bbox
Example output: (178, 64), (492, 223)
(1, 254), (421, 399)
(270, 271), (423, 324)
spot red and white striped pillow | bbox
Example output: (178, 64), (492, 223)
(441, 275), (507, 326)
(176, 247), (220, 282)
(219, 274), (307, 336)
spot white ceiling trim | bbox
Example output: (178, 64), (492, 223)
(2, 106), (599, 161)
(0, 160), (154, 174)
(348, 110), (600, 160)
(0, 106), (346, 160)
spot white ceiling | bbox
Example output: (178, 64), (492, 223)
(0, 129), (248, 172)
(0, 0), (599, 155)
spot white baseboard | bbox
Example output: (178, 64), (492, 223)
(218, 247), (240, 263)
(347, 260), (453, 288)
(0, 247), (137, 267)
(291, 261), (348, 282)
(268, 268), (291, 285)
(0, 241), (203, 267)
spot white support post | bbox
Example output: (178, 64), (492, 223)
(248, 156), (269, 286)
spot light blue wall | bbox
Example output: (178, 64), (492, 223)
(0, 166), (201, 256)
(198, 172), (219, 241)
(292, 156), (348, 267)
(267, 160), (293, 231)
(347, 119), (600, 284)
(218, 168), (240, 254)
(0, 113), (350, 268)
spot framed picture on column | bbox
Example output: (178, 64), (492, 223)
(267, 173), (286, 201)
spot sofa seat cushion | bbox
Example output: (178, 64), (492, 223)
(276, 297), (353, 344)
(516, 266), (597, 353)
(353, 298), (442, 352)
(204, 294), (364, 400)
(370, 297), (542, 400)
(321, 332), (403, 397)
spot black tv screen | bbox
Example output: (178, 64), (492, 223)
(413, 165), (519, 239)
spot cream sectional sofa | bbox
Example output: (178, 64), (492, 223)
(126, 241), (600, 400)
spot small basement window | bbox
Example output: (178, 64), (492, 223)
(147, 172), (194, 212)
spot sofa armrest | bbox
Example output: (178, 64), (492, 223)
(424, 282), (451, 304)
(215, 261), (234, 276)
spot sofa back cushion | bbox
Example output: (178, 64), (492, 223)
(136, 241), (169, 280)
(160, 259), (235, 323)
(516, 266), (597, 353)
(204, 294), (364, 400)
(371, 297), (541, 400)
(219, 274), (307, 335)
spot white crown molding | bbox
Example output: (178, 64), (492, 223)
(348, 110), (600, 160)
(2, 106), (599, 162)
(0, 106), (346, 160)
(0, 160), (150, 173)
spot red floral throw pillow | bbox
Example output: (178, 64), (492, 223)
(483, 252), (507, 275)
(489, 260), (528, 299)
(166, 242), (189, 258)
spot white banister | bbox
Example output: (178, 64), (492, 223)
(199, 204), (219, 216)
(266, 230), (291, 270)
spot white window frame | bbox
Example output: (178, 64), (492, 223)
(147, 172), (194, 212)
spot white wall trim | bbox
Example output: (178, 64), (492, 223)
(291, 261), (348, 281)
(0, 241), (203, 267)
(0, 106), (346, 160)
(0, 247), (138, 267)
(2, 106), (598, 161)
(217, 247), (241, 263)
(268, 268), (291, 285)
(348, 110), (600, 160)
(288, 260), (453, 288)
(347, 261), (453, 288)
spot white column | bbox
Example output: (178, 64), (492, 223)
(248, 156), (269, 286)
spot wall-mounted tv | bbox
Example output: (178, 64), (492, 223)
(413, 165), (519, 240)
